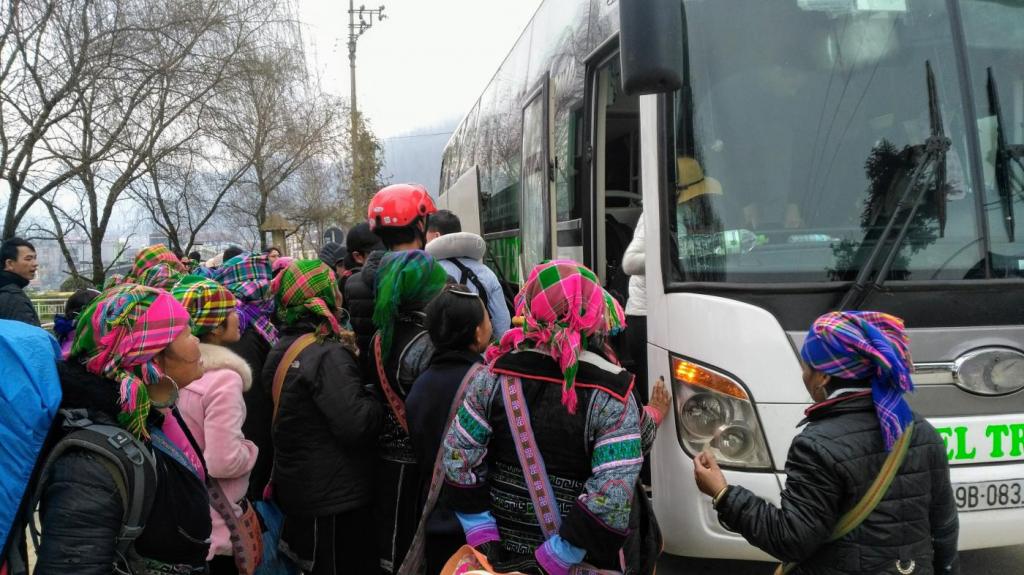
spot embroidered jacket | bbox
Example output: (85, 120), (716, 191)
(442, 349), (644, 570)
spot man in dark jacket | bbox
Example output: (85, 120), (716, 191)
(345, 249), (385, 366)
(318, 241), (347, 278)
(693, 311), (959, 575)
(0, 237), (40, 326)
(339, 222), (380, 303)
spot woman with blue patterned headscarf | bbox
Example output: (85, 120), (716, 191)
(692, 311), (959, 575)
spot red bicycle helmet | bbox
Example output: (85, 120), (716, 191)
(367, 183), (438, 231)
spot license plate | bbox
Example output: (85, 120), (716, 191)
(953, 479), (1024, 512)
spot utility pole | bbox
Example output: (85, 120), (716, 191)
(348, 1), (385, 193)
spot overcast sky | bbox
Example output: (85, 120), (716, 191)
(0, 1), (544, 234)
(298, 0), (544, 138)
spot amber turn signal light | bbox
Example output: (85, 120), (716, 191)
(672, 357), (749, 401)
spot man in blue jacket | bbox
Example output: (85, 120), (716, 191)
(424, 210), (511, 339)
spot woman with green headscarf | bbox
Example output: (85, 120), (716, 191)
(369, 249), (450, 574)
(35, 283), (212, 575)
(263, 260), (384, 574)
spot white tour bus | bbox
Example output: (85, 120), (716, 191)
(437, 0), (1024, 560)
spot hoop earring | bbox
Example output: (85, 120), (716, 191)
(151, 376), (180, 409)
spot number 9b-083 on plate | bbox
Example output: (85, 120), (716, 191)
(954, 480), (1024, 511)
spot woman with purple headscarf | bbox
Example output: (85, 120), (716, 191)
(211, 253), (279, 501)
(693, 311), (959, 575)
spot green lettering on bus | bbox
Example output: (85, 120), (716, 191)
(935, 427), (955, 460)
(986, 424), (1010, 459)
(954, 426), (976, 460)
(1010, 424), (1024, 458)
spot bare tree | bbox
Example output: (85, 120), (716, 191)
(5, 0), (380, 281)
(217, 48), (345, 250)
(1, 0), (127, 238)
(129, 136), (253, 255)
(30, 0), (279, 285)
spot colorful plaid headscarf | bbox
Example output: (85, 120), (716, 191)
(272, 256), (295, 274)
(170, 275), (237, 337)
(103, 274), (125, 290)
(486, 260), (626, 413)
(272, 260), (343, 340)
(801, 311), (914, 450)
(603, 290), (627, 336)
(134, 263), (184, 290)
(130, 244), (187, 281)
(372, 250), (449, 358)
(212, 254), (278, 345)
(71, 284), (192, 438)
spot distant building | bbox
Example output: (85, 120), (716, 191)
(30, 240), (65, 291)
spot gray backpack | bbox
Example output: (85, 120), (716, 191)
(6, 409), (158, 575)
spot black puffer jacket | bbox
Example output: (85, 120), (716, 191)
(35, 361), (211, 575)
(716, 392), (959, 575)
(264, 323), (385, 517)
(0, 271), (40, 326)
(230, 326), (273, 500)
(343, 249), (384, 362)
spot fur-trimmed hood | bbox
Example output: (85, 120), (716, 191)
(425, 231), (486, 262)
(199, 343), (253, 391)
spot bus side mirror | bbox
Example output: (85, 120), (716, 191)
(619, 0), (683, 95)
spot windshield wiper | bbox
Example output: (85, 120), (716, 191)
(839, 61), (951, 311)
(987, 67), (1024, 243)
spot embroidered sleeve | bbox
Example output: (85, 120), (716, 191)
(561, 392), (643, 551)
(443, 368), (499, 501)
(639, 405), (658, 455)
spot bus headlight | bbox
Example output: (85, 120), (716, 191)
(680, 394), (731, 438)
(712, 424), (754, 460)
(953, 348), (1024, 396)
(670, 356), (772, 470)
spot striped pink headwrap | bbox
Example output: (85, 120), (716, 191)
(71, 284), (192, 438)
(486, 260), (626, 413)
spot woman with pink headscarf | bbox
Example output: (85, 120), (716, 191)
(439, 260), (660, 575)
(35, 284), (212, 575)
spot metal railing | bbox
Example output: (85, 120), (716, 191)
(32, 299), (66, 322)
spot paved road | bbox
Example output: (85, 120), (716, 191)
(657, 545), (1024, 573)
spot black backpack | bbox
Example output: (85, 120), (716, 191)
(446, 257), (515, 319)
(5, 409), (157, 575)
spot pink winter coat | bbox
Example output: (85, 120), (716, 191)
(177, 343), (259, 560)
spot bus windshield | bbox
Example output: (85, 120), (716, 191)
(667, 0), (1024, 284)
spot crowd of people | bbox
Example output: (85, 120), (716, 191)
(0, 182), (958, 575)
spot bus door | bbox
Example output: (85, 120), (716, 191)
(443, 165), (483, 236)
(519, 75), (554, 279)
(587, 51), (642, 301)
